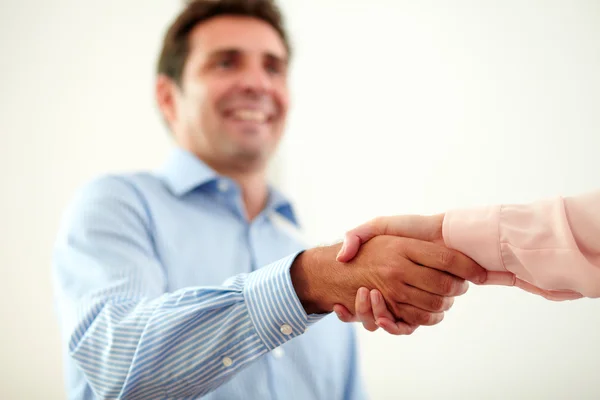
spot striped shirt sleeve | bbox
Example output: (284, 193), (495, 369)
(52, 176), (322, 399)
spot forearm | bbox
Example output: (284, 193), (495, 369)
(69, 253), (317, 399)
(443, 190), (600, 297)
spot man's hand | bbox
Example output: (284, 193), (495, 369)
(290, 234), (488, 332)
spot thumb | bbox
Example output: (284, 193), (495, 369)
(336, 214), (444, 263)
(336, 233), (362, 262)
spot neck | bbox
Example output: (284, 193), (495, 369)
(228, 168), (269, 221)
(201, 155), (270, 221)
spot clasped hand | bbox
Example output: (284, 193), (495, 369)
(331, 214), (518, 335)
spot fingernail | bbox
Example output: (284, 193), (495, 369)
(336, 243), (346, 260)
(335, 311), (342, 318)
(371, 291), (380, 305)
(479, 271), (488, 284)
(358, 288), (367, 302)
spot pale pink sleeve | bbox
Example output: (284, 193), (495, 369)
(442, 190), (600, 299)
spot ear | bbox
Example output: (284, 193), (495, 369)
(155, 74), (179, 128)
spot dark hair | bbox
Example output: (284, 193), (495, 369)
(157, 0), (291, 86)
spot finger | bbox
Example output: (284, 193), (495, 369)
(389, 284), (455, 312)
(376, 317), (419, 336)
(391, 303), (445, 326)
(333, 304), (358, 323)
(336, 214), (445, 262)
(370, 289), (396, 322)
(370, 289), (418, 335)
(514, 278), (583, 301)
(483, 273), (582, 300)
(336, 233), (362, 263)
(483, 271), (516, 286)
(356, 287), (378, 332)
(404, 264), (469, 297)
(402, 238), (487, 284)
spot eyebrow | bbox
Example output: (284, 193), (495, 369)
(207, 48), (288, 65)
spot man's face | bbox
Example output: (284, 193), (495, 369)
(161, 16), (290, 169)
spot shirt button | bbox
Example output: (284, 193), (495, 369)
(280, 324), (293, 335)
(222, 357), (233, 367)
(272, 347), (285, 359)
(217, 180), (229, 192)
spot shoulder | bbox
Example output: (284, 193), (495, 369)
(58, 172), (168, 233)
(67, 171), (170, 210)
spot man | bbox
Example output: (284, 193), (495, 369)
(333, 190), (600, 334)
(52, 1), (486, 398)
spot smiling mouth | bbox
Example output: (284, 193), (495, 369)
(226, 109), (273, 124)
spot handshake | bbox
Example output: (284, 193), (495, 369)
(290, 214), (499, 336)
(291, 203), (591, 336)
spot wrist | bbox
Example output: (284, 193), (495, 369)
(290, 245), (341, 314)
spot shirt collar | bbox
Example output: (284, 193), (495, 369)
(157, 147), (299, 226)
(158, 147), (219, 195)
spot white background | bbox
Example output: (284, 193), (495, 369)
(1, 0), (599, 399)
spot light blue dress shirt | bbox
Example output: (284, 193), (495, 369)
(52, 148), (367, 400)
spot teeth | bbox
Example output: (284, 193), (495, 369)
(232, 109), (267, 123)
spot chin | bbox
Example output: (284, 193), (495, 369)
(224, 144), (267, 162)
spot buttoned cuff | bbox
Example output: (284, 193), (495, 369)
(244, 252), (325, 350)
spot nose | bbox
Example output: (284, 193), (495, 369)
(237, 64), (272, 93)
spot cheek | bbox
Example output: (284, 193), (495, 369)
(275, 88), (290, 117)
(183, 95), (216, 132)
(201, 82), (232, 121)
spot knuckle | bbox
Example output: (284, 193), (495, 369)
(391, 287), (409, 304)
(438, 275), (457, 296)
(415, 310), (433, 325)
(358, 310), (373, 322)
(384, 267), (406, 287)
(356, 304), (369, 315)
(429, 295), (446, 312)
(467, 263), (485, 281)
(382, 265), (397, 280)
(439, 249), (456, 267)
(372, 216), (390, 234)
